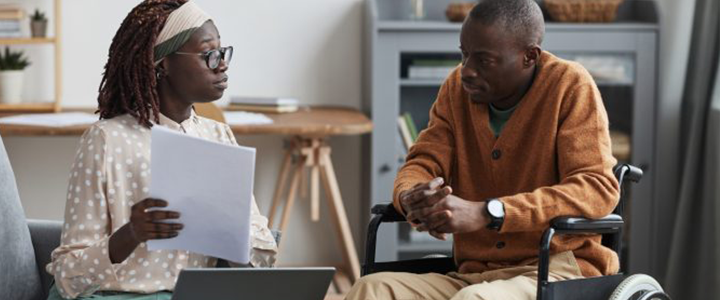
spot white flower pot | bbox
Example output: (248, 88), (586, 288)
(0, 70), (24, 104)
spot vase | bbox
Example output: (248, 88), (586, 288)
(30, 20), (47, 38)
(0, 70), (24, 104)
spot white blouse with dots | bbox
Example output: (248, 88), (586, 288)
(47, 112), (277, 299)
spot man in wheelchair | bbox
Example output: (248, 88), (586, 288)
(347, 0), (637, 299)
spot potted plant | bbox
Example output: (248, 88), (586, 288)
(30, 9), (47, 38)
(0, 47), (30, 104)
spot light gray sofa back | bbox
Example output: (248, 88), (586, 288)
(0, 135), (43, 300)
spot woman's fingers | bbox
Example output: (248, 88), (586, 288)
(133, 198), (168, 211)
(144, 222), (183, 232)
(145, 231), (180, 240)
(146, 210), (181, 221)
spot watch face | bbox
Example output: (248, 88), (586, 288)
(488, 200), (504, 218)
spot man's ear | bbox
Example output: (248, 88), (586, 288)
(523, 46), (541, 68)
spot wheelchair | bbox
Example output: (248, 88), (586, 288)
(362, 164), (671, 300)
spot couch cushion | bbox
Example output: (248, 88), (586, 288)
(0, 135), (43, 300)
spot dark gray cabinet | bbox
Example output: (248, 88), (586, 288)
(363, 0), (659, 276)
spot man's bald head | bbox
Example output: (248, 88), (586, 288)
(465, 0), (545, 49)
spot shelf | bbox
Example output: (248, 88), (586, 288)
(398, 240), (453, 253)
(0, 102), (57, 113)
(400, 78), (444, 87)
(0, 37), (57, 45)
(377, 20), (658, 33)
(401, 78), (631, 89)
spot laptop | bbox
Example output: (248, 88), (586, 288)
(171, 267), (336, 300)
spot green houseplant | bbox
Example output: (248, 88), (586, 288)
(0, 47), (31, 104)
(30, 9), (48, 38)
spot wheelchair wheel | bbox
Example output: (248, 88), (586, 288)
(609, 274), (669, 300)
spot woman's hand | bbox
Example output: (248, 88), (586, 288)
(109, 198), (182, 263)
(128, 198), (183, 242)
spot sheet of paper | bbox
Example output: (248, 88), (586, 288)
(0, 112), (98, 127)
(146, 126), (256, 264)
(223, 111), (273, 125)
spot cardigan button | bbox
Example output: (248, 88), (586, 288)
(491, 149), (502, 160)
(496, 241), (506, 249)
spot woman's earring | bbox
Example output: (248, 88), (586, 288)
(156, 71), (162, 81)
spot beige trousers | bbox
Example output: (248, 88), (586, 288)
(345, 251), (584, 300)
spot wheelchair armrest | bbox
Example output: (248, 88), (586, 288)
(551, 214), (623, 233)
(538, 214), (625, 297)
(371, 203), (407, 222)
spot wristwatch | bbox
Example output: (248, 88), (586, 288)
(486, 198), (505, 231)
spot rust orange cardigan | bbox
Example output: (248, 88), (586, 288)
(393, 51), (620, 277)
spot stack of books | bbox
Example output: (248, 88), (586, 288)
(227, 96), (299, 113)
(407, 59), (461, 80)
(0, 5), (23, 38)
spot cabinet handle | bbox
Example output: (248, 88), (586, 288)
(379, 164), (391, 173)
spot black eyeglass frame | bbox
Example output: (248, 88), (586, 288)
(175, 46), (233, 70)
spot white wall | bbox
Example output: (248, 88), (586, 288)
(4, 0), (365, 266)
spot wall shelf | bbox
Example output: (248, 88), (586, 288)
(0, 0), (62, 113)
(0, 37), (56, 45)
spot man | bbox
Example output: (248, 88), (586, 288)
(346, 0), (619, 299)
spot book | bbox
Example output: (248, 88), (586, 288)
(397, 131), (407, 163)
(398, 116), (413, 151)
(408, 59), (460, 79)
(226, 104), (298, 114)
(403, 112), (418, 141)
(0, 20), (20, 31)
(0, 6), (24, 20)
(230, 96), (298, 106)
(408, 66), (457, 79)
(0, 31), (21, 38)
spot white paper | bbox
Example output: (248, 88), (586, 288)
(223, 111), (273, 125)
(146, 126), (256, 264)
(0, 112), (98, 127)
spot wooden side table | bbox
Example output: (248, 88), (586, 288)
(230, 107), (372, 283)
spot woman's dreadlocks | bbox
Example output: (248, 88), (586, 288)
(97, 0), (187, 127)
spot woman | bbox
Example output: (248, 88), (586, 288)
(47, 1), (277, 299)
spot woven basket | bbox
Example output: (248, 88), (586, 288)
(445, 2), (476, 23)
(544, 0), (624, 22)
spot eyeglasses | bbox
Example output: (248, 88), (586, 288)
(175, 46), (233, 70)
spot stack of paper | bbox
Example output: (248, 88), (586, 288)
(147, 126), (256, 264)
(228, 96), (299, 113)
(223, 111), (274, 125)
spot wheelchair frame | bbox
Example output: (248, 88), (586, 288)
(362, 164), (671, 300)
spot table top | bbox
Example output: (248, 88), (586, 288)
(0, 106), (373, 137)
